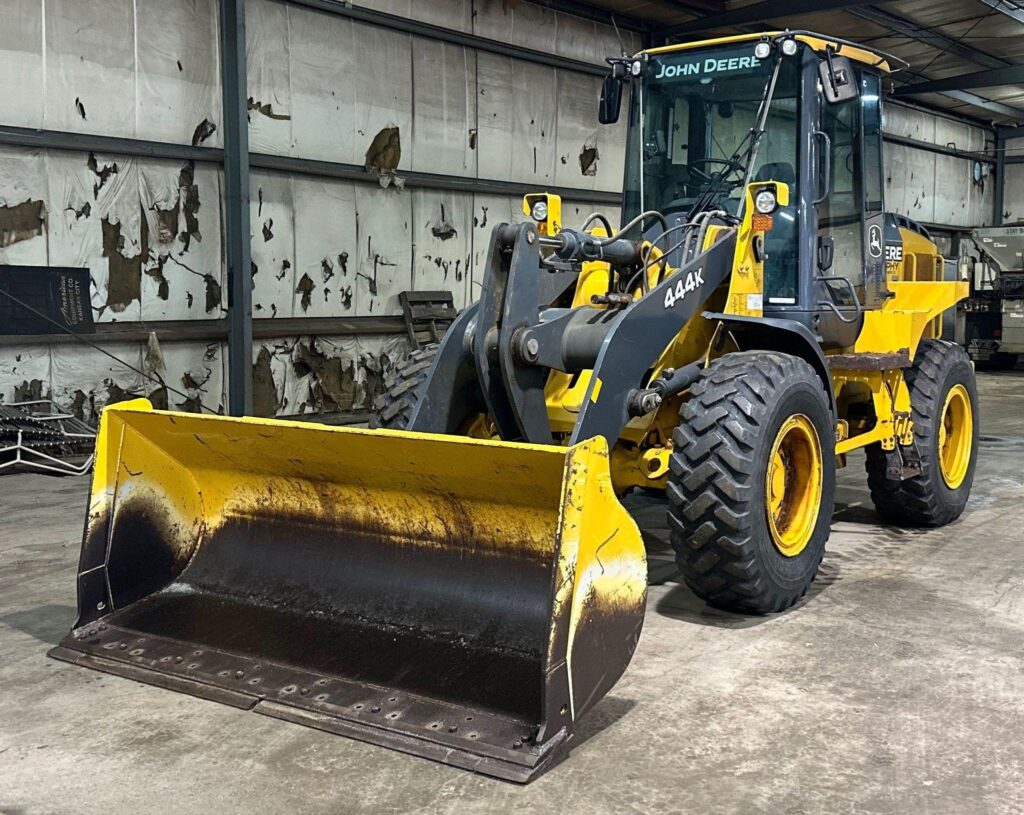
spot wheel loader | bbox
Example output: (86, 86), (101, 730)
(52, 31), (978, 782)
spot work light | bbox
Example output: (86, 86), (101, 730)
(755, 189), (778, 214)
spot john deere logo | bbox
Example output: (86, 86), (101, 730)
(654, 56), (760, 80)
(868, 225), (883, 258)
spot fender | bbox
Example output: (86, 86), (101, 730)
(704, 312), (837, 416)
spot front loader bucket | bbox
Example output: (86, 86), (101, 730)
(50, 399), (646, 782)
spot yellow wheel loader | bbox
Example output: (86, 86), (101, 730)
(52, 31), (977, 782)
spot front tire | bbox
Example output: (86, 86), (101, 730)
(668, 352), (836, 614)
(865, 340), (978, 526)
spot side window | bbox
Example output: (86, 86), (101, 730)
(818, 75), (864, 302)
(862, 73), (884, 215)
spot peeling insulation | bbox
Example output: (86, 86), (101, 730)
(413, 190), (472, 307)
(410, 39), (477, 177)
(250, 334), (410, 418)
(0, 146), (49, 265)
(155, 341), (226, 414)
(43, 2), (135, 137)
(246, 0), (293, 156)
(137, 0), (222, 145)
(49, 341), (145, 413)
(0, 200), (46, 247)
(354, 185), (413, 315)
(250, 171), (297, 318)
(292, 177), (358, 318)
(0, 344), (51, 405)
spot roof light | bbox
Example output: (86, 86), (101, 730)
(754, 40), (773, 60)
(780, 37), (799, 57)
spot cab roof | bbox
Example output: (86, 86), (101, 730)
(643, 31), (901, 74)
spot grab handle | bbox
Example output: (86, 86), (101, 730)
(818, 274), (863, 324)
(813, 130), (832, 205)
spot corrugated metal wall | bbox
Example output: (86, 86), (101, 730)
(0, 0), (997, 418)
(1004, 136), (1024, 223)
(883, 103), (995, 229)
(0, 0), (632, 418)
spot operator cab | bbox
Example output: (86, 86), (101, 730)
(602, 32), (909, 349)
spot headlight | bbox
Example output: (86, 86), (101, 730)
(754, 189), (777, 214)
(780, 37), (799, 57)
(631, 59), (643, 77)
(754, 41), (773, 60)
(531, 200), (548, 222)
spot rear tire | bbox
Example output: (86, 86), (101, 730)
(668, 352), (835, 614)
(371, 345), (494, 438)
(370, 344), (438, 430)
(865, 340), (978, 526)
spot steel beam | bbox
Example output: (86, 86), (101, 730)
(850, 7), (1008, 70)
(894, 70), (1024, 124)
(0, 124), (622, 205)
(666, 0), (876, 36)
(894, 65), (1024, 97)
(995, 131), (1007, 223)
(220, 0), (254, 416)
(976, 0), (1024, 26)
(541, 0), (651, 34)
(847, 6), (1024, 121)
(0, 126), (222, 163)
(249, 153), (623, 205)
(882, 133), (997, 164)
(932, 90), (1024, 123)
(0, 316), (409, 347)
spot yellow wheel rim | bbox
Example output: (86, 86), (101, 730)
(938, 384), (972, 490)
(460, 413), (499, 439)
(765, 414), (823, 557)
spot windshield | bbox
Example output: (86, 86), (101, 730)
(623, 43), (801, 222)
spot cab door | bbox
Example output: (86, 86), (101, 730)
(815, 69), (888, 323)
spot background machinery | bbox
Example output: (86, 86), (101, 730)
(53, 31), (978, 782)
(961, 224), (1024, 369)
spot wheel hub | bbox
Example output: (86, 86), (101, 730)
(765, 414), (823, 557)
(939, 384), (972, 489)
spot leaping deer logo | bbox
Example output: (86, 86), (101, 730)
(868, 225), (883, 258)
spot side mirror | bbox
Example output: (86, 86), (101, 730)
(819, 55), (859, 104)
(599, 75), (623, 124)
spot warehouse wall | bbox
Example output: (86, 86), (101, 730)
(0, 0), (632, 418)
(883, 102), (995, 229)
(0, 2), (997, 418)
(1004, 136), (1024, 223)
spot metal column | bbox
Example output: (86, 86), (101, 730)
(219, 0), (253, 416)
(994, 130), (1007, 226)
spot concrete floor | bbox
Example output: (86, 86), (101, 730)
(2, 371), (1023, 814)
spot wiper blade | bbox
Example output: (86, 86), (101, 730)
(686, 55), (783, 221)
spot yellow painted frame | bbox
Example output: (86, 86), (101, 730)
(641, 32), (892, 73)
